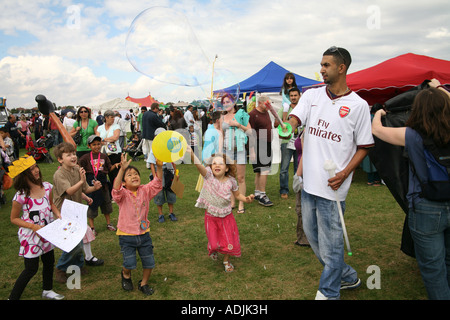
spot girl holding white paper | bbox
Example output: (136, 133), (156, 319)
(8, 156), (64, 300)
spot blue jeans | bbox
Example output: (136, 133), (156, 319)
(279, 143), (298, 195)
(51, 129), (62, 147)
(119, 233), (155, 270)
(56, 241), (84, 271)
(408, 199), (450, 300)
(301, 190), (358, 299)
(154, 188), (176, 206)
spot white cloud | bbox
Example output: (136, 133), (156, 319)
(0, 55), (126, 107)
(426, 27), (450, 39)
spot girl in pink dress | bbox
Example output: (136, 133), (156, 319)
(189, 149), (254, 272)
(8, 156), (64, 300)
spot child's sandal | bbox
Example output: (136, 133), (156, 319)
(223, 261), (234, 273)
(210, 252), (218, 261)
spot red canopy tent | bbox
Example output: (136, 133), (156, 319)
(125, 94), (160, 107)
(346, 53), (450, 105)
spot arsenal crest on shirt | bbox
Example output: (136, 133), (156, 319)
(339, 106), (350, 118)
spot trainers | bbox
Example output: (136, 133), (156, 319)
(169, 213), (178, 221)
(340, 278), (361, 290)
(42, 290), (64, 300)
(258, 195), (273, 207)
(314, 290), (328, 300)
(138, 280), (154, 295)
(158, 215), (165, 223)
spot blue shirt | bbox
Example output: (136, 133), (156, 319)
(405, 128), (427, 208)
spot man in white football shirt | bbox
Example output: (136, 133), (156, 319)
(288, 47), (374, 300)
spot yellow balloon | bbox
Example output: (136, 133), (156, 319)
(152, 130), (188, 162)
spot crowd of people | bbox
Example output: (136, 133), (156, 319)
(4, 46), (450, 301)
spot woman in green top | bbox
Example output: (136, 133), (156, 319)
(70, 107), (98, 158)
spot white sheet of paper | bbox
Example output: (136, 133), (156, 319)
(37, 200), (88, 252)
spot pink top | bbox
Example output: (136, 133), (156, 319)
(195, 167), (238, 218)
(13, 182), (55, 258)
(112, 177), (162, 235)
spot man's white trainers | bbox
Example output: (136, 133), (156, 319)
(340, 278), (361, 290)
(315, 290), (328, 300)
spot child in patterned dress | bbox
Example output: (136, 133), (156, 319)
(8, 156), (64, 300)
(188, 149), (254, 272)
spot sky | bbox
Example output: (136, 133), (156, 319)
(1, 0), (449, 109)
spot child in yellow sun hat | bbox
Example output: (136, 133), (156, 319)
(8, 155), (65, 300)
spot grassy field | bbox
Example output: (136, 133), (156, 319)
(0, 150), (427, 301)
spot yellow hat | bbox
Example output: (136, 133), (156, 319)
(7, 155), (36, 179)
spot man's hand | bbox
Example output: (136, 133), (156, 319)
(327, 171), (348, 191)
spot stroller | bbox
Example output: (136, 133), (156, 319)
(124, 133), (143, 161)
(26, 133), (54, 163)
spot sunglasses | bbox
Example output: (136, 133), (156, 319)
(79, 110), (88, 114)
(328, 46), (346, 65)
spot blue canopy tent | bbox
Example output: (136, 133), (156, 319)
(214, 61), (320, 94)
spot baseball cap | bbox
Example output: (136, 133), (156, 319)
(87, 135), (101, 145)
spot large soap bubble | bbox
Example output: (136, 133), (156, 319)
(126, 6), (211, 87)
(209, 68), (240, 112)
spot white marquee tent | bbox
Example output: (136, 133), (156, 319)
(87, 98), (140, 133)
(89, 97), (139, 112)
